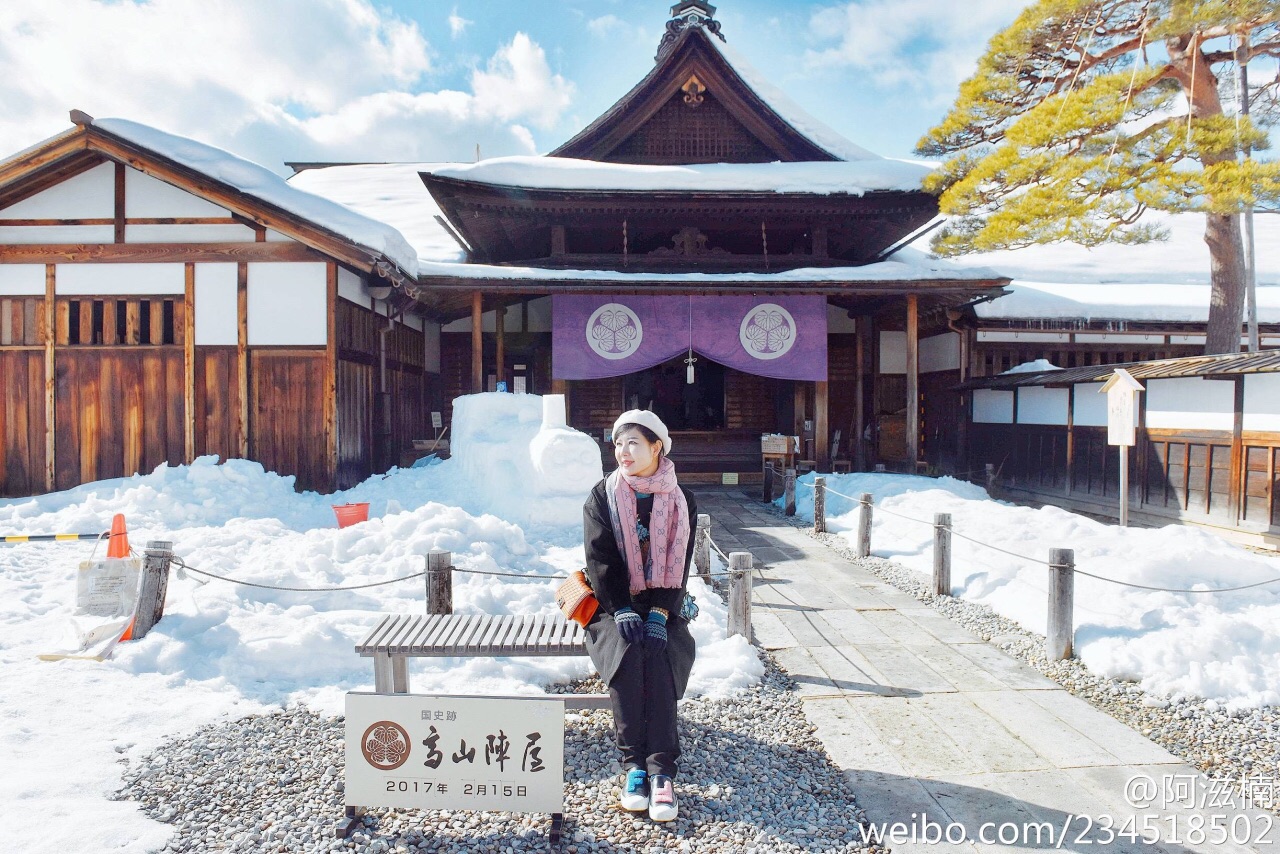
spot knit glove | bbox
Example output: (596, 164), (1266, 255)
(644, 608), (668, 652)
(614, 607), (645, 645)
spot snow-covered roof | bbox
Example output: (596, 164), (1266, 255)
(428, 156), (931, 195)
(708, 37), (881, 162)
(925, 211), (1280, 323)
(290, 162), (999, 285)
(93, 119), (419, 276)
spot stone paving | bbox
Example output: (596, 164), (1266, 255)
(697, 486), (1276, 854)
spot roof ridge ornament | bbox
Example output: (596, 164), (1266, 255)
(656, 1), (725, 62)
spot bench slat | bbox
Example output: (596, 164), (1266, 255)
(494, 614), (524, 652)
(405, 614), (441, 652)
(511, 615), (541, 655)
(419, 614), (457, 651)
(390, 615), (426, 653)
(357, 613), (400, 655)
(444, 614), (481, 651)
(460, 615), (494, 654)
(537, 613), (556, 653)
(478, 614), (511, 654)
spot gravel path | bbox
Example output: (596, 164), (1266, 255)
(116, 659), (885, 853)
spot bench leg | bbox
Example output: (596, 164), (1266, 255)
(374, 652), (411, 694)
(550, 812), (564, 846)
(335, 805), (362, 838)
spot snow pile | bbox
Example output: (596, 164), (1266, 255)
(0, 411), (758, 851)
(450, 393), (603, 530)
(784, 472), (1280, 709)
(91, 118), (419, 275)
(1002, 359), (1062, 374)
(429, 155), (932, 195)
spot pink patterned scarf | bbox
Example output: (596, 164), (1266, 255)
(605, 456), (690, 595)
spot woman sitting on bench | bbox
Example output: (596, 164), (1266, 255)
(582, 410), (697, 823)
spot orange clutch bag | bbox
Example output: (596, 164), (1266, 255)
(555, 569), (599, 628)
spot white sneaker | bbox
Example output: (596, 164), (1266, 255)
(648, 774), (678, 822)
(619, 769), (649, 812)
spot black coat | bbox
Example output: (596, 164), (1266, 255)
(582, 478), (698, 698)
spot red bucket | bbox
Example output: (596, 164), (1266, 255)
(332, 502), (370, 528)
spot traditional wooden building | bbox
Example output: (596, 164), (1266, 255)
(0, 114), (429, 496)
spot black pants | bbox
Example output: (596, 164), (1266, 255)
(608, 641), (680, 778)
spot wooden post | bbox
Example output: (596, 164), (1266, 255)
(694, 514), (711, 579)
(814, 476), (827, 534)
(906, 294), (920, 468)
(762, 464), (774, 503)
(855, 315), (871, 472)
(183, 263), (196, 463)
(427, 549), (453, 615)
(727, 552), (753, 639)
(815, 381), (829, 464)
(857, 493), (873, 558)
(495, 305), (506, 387)
(470, 291), (483, 393)
(132, 540), (173, 640)
(1119, 444), (1130, 528)
(44, 264), (55, 491)
(1047, 548), (1075, 661)
(236, 262), (249, 458)
(324, 263), (338, 487)
(932, 513), (951, 597)
(784, 468), (796, 516)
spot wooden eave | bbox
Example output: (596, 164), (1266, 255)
(423, 172), (938, 265)
(412, 274), (1009, 324)
(550, 27), (837, 163)
(0, 122), (412, 283)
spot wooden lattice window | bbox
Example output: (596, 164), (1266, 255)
(0, 298), (45, 345)
(56, 297), (182, 346)
(607, 91), (775, 164)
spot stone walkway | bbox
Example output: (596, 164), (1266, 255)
(697, 487), (1275, 854)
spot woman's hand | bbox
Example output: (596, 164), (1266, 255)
(614, 607), (645, 645)
(644, 609), (668, 652)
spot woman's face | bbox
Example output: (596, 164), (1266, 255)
(614, 427), (662, 478)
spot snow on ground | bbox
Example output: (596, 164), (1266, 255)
(0, 393), (760, 853)
(783, 472), (1280, 710)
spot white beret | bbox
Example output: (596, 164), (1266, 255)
(611, 409), (672, 456)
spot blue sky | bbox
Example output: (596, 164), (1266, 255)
(0, 1), (1036, 172)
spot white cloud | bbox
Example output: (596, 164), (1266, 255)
(448, 8), (472, 38)
(805, 0), (1029, 106)
(0, 1), (573, 171)
(587, 14), (625, 37)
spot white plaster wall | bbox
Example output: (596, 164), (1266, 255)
(402, 312), (423, 332)
(977, 330), (1071, 343)
(424, 321), (441, 373)
(826, 303), (857, 333)
(1017, 386), (1069, 425)
(247, 262), (327, 345)
(0, 225), (115, 244)
(56, 263), (185, 295)
(1073, 383), (1108, 427)
(1146, 377), (1234, 431)
(879, 331), (906, 374)
(126, 224), (257, 243)
(0, 162), (115, 219)
(920, 332), (960, 374)
(444, 310), (496, 333)
(1244, 374), (1280, 433)
(195, 263), (238, 345)
(337, 267), (369, 308)
(1074, 333), (1166, 344)
(125, 167), (229, 218)
(973, 389), (1014, 424)
(264, 229), (298, 243)
(0, 265), (47, 295)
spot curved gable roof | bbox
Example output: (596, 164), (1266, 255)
(551, 26), (874, 164)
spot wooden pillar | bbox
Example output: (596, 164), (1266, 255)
(956, 325), (970, 471)
(906, 295), (919, 467)
(44, 264), (56, 491)
(1065, 384), (1076, 496)
(1229, 376), (1245, 524)
(495, 305), (506, 386)
(793, 383), (806, 439)
(471, 291), (483, 393)
(236, 262), (249, 458)
(815, 380), (829, 462)
(854, 315), (870, 471)
(113, 163), (126, 244)
(183, 264), (196, 463)
(325, 263), (338, 486)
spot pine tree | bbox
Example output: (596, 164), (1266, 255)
(918, 0), (1280, 354)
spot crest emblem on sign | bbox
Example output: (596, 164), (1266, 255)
(739, 303), (796, 360)
(361, 721), (411, 770)
(586, 303), (643, 360)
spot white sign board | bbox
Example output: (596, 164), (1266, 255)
(431, 411), (443, 430)
(1100, 368), (1144, 446)
(345, 693), (564, 814)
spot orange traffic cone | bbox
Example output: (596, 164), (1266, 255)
(106, 513), (130, 559)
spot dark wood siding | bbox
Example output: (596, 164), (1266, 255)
(250, 350), (327, 492)
(0, 351), (47, 495)
(194, 347), (242, 463)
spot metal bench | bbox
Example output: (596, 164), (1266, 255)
(355, 612), (608, 710)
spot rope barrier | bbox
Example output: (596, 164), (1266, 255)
(706, 535), (731, 563)
(173, 557), (427, 592)
(1, 531), (107, 544)
(809, 487), (1280, 594)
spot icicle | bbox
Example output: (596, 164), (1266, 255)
(761, 221), (769, 268)
(623, 219), (629, 267)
